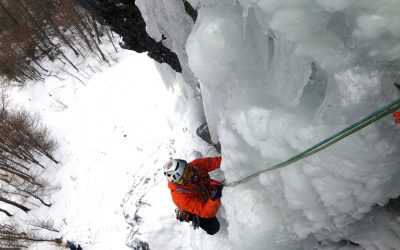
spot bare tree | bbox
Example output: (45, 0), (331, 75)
(0, 93), (58, 220)
(0, 222), (62, 249)
(0, 0), (112, 84)
(29, 218), (60, 233)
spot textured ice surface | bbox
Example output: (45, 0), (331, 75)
(135, 0), (400, 249)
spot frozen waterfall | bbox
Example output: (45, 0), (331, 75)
(124, 1), (400, 249)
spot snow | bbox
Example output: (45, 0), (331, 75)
(5, 0), (400, 249)
(9, 47), (178, 249)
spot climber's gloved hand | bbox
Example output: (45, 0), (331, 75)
(209, 184), (223, 201)
(175, 209), (194, 222)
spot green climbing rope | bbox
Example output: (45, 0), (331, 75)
(224, 97), (400, 187)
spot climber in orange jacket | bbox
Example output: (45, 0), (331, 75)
(163, 156), (223, 235)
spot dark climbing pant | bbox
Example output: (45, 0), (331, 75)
(199, 216), (220, 235)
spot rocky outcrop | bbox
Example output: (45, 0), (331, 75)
(75, 0), (182, 72)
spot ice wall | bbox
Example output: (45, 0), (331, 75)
(135, 0), (200, 94)
(135, 0), (400, 249)
(186, 0), (400, 249)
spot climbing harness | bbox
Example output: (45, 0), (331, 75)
(224, 97), (400, 187)
(175, 164), (224, 202)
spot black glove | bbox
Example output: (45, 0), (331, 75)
(175, 209), (194, 222)
(209, 185), (223, 200)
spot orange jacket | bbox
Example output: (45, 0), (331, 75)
(168, 156), (222, 218)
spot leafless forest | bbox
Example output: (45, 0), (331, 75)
(0, 0), (112, 248)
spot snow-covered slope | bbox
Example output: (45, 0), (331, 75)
(132, 0), (400, 249)
(10, 46), (178, 250)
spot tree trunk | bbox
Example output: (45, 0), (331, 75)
(0, 196), (30, 213)
(0, 2), (19, 24)
(91, 14), (102, 44)
(0, 208), (13, 217)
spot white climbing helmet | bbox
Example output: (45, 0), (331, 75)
(163, 159), (187, 183)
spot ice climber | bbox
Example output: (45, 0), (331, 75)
(163, 156), (223, 235)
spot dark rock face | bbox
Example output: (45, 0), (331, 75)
(196, 123), (221, 153)
(75, 0), (182, 72)
(183, 0), (197, 22)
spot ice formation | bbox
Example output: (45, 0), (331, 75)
(128, 0), (400, 249)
